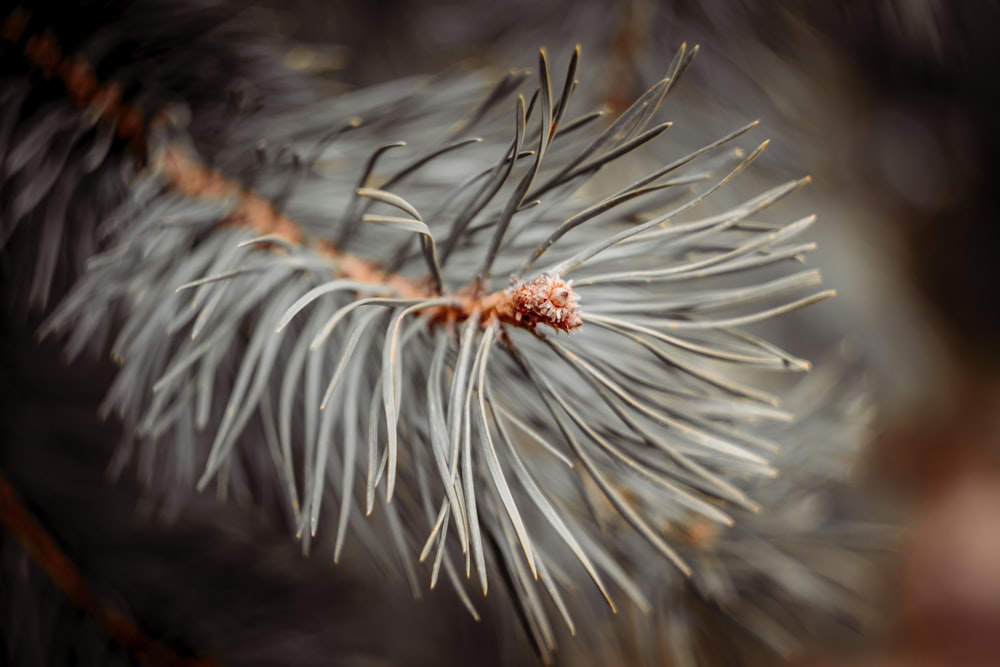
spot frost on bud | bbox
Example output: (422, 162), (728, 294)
(502, 273), (582, 332)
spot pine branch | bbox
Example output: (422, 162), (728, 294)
(1, 2), (887, 665)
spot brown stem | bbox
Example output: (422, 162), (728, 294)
(0, 472), (218, 666)
(4, 7), (583, 335)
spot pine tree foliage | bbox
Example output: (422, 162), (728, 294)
(1, 2), (887, 665)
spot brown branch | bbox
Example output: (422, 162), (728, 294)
(3, 8), (148, 151)
(0, 472), (218, 666)
(155, 144), (582, 334)
(4, 6), (583, 335)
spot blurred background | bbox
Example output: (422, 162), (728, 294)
(3, 1), (1000, 665)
